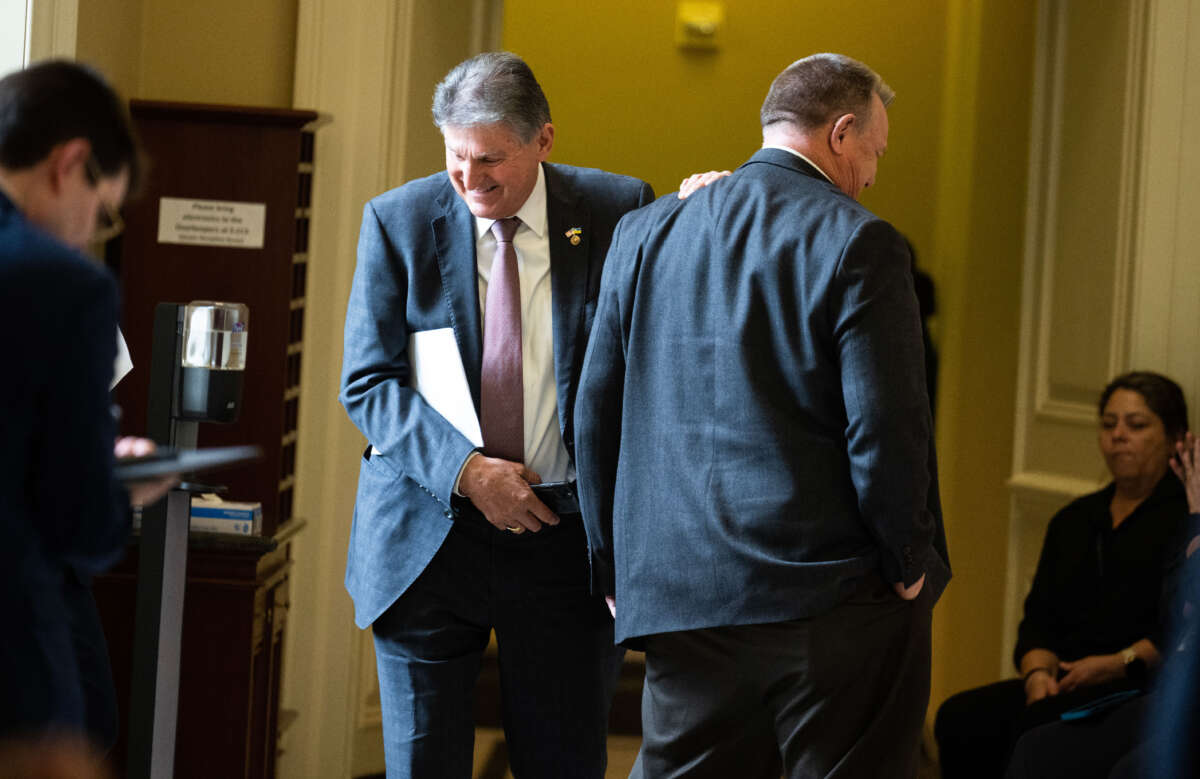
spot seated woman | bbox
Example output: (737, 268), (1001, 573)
(934, 371), (1190, 779)
(1003, 433), (1200, 779)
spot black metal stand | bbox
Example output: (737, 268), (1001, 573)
(127, 304), (191, 779)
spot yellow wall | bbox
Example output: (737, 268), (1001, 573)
(504, 0), (948, 259)
(506, 0), (1039, 724)
(76, 0), (297, 107)
(929, 0), (1037, 709)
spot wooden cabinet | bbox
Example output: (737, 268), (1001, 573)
(94, 529), (299, 778)
(97, 101), (321, 778)
(110, 101), (319, 538)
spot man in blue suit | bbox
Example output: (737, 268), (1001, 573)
(0, 61), (164, 754)
(339, 52), (653, 778)
(576, 53), (951, 778)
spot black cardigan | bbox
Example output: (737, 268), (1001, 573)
(1014, 473), (1188, 668)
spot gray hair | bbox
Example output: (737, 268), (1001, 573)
(760, 53), (894, 132)
(432, 52), (551, 142)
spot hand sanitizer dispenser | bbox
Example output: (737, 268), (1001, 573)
(179, 301), (248, 423)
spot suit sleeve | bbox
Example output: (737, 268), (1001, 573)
(34, 270), (129, 575)
(575, 214), (638, 597)
(833, 219), (942, 589)
(636, 181), (655, 209)
(339, 201), (477, 506)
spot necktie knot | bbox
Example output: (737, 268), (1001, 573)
(491, 217), (520, 244)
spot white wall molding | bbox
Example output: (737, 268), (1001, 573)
(285, 2), (411, 775)
(1131, 0), (1200, 417)
(1007, 0), (1193, 677)
(284, 2), (498, 775)
(26, 0), (77, 63)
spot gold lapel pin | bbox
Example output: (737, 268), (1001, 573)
(565, 227), (583, 246)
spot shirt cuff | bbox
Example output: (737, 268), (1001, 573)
(453, 450), (480, 497)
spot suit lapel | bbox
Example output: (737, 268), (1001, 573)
(544, 164), (591, 442)
(432, 183), (484, 412)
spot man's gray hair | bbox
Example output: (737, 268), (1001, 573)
(432, 52), (552, 142)
(760, 53), (894, 132)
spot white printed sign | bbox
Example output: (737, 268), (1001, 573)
(157, 197), (267, 249)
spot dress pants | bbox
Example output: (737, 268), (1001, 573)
(371, 510), (621, 779)
(633, 574), (932, 779)
(0, 566), (117, 750)
(62, 572), (119, 751)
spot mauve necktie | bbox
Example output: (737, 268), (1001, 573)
(480, 217), (524, 462)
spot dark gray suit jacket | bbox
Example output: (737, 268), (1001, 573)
(339, 163), (653, 628)
(0, 188), (128, 737)
(575, 148), (950, 644)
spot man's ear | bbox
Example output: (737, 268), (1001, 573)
(46, 138), (92, 193)
(828, 113), (856, 157)
(534, 123), (555, 161)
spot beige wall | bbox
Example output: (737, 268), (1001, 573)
(76, 0), (297, 107)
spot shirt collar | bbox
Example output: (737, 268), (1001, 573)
(761, 145), (835, 185)
(474, 163), (547, 240)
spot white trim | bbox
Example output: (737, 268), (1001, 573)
(1130, 0), (1200, 426)
(1012, 0), (1055, 474)
(384, 0), (413, 190)
(1007, 470), (1104, 503)
(1009, 0), (1170, 679)
(282, 2), (501, 775)
(1108, 0), (1151, 374)
(1029, 0), (1067, 423)
(25, 0), (76, 63)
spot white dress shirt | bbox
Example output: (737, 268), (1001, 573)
(467, 164), (573, 484)
(762, 145), (836, 184)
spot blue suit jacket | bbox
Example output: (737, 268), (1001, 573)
(575, 148), (951, 644)
(0, 189), (128, 734)
(340, 163), (653, 628)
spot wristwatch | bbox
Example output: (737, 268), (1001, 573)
(1121, 646), (1147, 683)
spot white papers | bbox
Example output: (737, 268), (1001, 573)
(407, 327), (482, 446)
(111, 327), (132, 390)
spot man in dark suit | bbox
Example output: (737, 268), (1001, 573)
(575, 52), (951, 778)
(0, 61), (164, 753)
(339, 52), (653, 778)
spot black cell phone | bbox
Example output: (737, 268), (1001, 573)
(530, 481), (579, 516)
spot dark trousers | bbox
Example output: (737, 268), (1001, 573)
(633, 575), (932, 779)
(371, 511), (621, 779)
(1004, 694), (1149, 779)
(934, 676), (1143, 779)
(0, 568), (117, 750)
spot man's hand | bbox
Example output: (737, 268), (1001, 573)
(677, 170), (731, 199)
(115, 437), (177, 507)
(605, 595), (616, 618)
(893, 573), (925, 600)
(458, 454), (559, 533)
